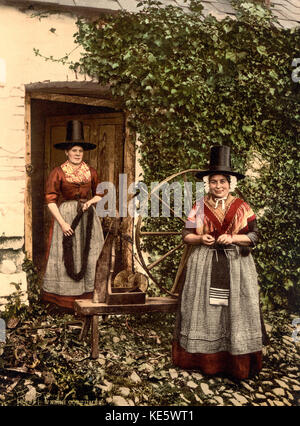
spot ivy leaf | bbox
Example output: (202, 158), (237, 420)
(225, 51), (237, 62)
(123, 51), (131, 60)
(269, 87), (275, 95)
(242, 125), (253, 133)
(257, 45), (267, 56)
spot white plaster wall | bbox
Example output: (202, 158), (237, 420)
(0, 4), (86, 306)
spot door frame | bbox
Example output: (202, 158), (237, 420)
(24, 90), (135, 270)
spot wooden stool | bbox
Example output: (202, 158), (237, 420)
(74, 297), (178, 358)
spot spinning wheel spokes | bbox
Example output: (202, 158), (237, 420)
(135, 169), (204, 297)
(150, 190), (186, 225)
(146, 242), (185, 271)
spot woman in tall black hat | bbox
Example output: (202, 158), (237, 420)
(172, 145), (268, 380)
(41, 120), (104, 311)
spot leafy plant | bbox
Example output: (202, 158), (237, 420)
(1, 282), (26, 322)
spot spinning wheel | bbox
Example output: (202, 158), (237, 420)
(135, 169), (204, 298)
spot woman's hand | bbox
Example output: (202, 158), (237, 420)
(82, 200), (92, 212)
(82, 195), (102, 212)
(217, 234), (233, 245)
(61, 222), (74, 237)
(200, 234), (215, 246)
(48, 203), (74, 237)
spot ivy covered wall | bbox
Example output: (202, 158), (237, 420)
(68, 0), (299, 310)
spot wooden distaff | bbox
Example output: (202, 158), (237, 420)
(93, 217), (120, 303)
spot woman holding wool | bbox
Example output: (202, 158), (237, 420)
(41, 120), (104, 312)
(172, 145), (268, 380)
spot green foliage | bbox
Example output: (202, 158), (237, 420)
(67, 0), (299, 309)
(22, 258), (41, 306)
(1, 258), (46, 323)
(1, 282), (26, 322)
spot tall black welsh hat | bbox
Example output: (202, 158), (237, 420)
(54, 120), (96, 151)
(195, 145), (245, 180)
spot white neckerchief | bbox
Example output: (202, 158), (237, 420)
(214, 197), (227, 210)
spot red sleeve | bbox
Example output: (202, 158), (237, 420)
(45, 167), (62, 204)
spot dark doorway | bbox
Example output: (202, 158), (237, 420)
(30, 98), (125, 275)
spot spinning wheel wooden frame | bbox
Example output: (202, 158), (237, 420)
(135, 169), (204, 298)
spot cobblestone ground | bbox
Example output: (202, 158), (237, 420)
(0, 310), (299, 406)
(105, 313), (300, 407)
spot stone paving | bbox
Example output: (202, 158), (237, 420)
(0, 311), (299, 406)
(105, 313), (300, 407)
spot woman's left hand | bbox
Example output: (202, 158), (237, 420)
(82, 195), (101, 212)
(217, 234), (233, 245)
(82, 201), (92, 211)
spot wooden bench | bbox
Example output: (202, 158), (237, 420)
(74, 297), (178, 358)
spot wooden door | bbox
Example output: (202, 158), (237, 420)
(44, 112), (125, 187)
(43, 112), (127, 273)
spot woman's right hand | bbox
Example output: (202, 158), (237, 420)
(60, 221), (74, 237)
(200, 234), (215, 246)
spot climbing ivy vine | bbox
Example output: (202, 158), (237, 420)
(66, 0), (299, 309)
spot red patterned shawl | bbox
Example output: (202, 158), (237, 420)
(186, 195), (256, 238)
